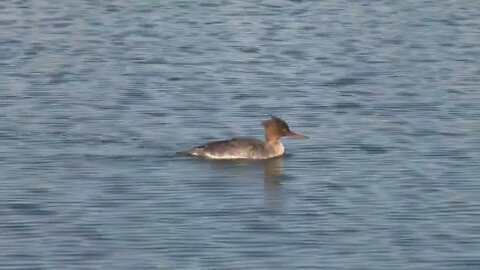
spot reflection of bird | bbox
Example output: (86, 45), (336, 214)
(186, 116), (308, 160)
(263, 157), (285, 209)
(264, 157), (285, 177)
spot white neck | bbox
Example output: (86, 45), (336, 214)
(266, 140), (285, 158)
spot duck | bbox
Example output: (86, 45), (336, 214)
(186, 116), (308, 160)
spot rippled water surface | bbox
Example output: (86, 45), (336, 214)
(1, 0), (480, 269)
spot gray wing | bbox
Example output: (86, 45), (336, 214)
(188, 138), (266, 159)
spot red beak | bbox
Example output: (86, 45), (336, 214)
(286, 131), (309, 139)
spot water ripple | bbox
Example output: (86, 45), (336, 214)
(0, 0), (479, 269)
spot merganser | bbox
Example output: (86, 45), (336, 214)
(186, 116), (308, 160)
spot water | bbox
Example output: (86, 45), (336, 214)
(1, 0), (479, 269)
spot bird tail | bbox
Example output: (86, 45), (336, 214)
(177, 147), (203, 157)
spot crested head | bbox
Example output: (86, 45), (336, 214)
(262, 116), (308, 142)
(263, 116), (289, 131)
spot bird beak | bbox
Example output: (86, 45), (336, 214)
(286, 131), (309, 139)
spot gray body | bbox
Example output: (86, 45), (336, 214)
(187, 137), (284, 160)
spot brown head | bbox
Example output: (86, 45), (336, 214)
(262, 116), (308, 142)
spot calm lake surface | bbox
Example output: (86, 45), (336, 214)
(1, 0), (479, 269)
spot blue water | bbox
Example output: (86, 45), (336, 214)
(1, 1), (479, 269)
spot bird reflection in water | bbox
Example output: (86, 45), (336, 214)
(263, 157), (285, 209)
(183, 154), (287, 208)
